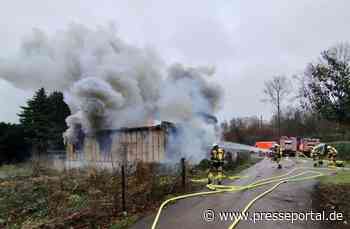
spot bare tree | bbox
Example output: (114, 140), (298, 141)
(263, 75), (291, 138)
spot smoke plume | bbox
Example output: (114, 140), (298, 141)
(0, 23), (223, 161)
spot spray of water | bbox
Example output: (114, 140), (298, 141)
(0, 23), (223, 161)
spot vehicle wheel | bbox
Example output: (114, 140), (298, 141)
(278, 164), (282, 169)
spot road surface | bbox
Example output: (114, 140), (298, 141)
(132, 157), (330, 229)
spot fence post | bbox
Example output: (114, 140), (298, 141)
(121, 164), (126, 213)
(181, 157), (186, 191)
(121, 144), (127, 215)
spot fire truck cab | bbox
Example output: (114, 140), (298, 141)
(280, 136), (297, 157)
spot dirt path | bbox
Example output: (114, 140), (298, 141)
(132, 157), (328, 229)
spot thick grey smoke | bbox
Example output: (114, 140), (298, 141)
(0, 23), (223, 161)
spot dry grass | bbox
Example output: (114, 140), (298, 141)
(313, 171), (350, 229)
(0, 161), (193, 229)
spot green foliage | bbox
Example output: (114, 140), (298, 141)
(328, 142), (350, 160)
(197, 159), (210, 170)
(194, 153), (260, 176)
(47, 91), (71, 149)
(0, 178), (50, 226)
(0, 164), (191, 228)
(18, 88), (70, 154)
(67, 194), (88, 212)
(0, 164), (32, 177)
(320, 171), (350, 185)
(110, 216), (138, 229)
(224, 157), (262, 177)
(0, 123), (30, 164)
(223, 160), (236, 171)
(305, 43), (350, 125)
(18, 88), (51, 154)
(0, 88), (70, 163)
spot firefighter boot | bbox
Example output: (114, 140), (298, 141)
(318, 160), (323, 167)
(217, 168), (223, 185)
(208, 171), (214, 185)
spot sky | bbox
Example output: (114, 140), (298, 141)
(0, 0), (350, 123)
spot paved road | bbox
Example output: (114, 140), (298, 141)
(132, 157), (332, 229)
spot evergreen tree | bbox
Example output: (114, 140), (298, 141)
(0, 123), (30, 164)
(19, 88), (51, 156)
(47, 91), (71, 149)
(18, 88), (71, 156)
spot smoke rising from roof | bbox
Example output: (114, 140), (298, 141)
(0, 23), (223, 161)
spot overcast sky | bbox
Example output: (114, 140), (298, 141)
(1, 0), (350, 123)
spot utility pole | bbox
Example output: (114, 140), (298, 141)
(277, 91), (281, 139)
(181, 157), (186, 192)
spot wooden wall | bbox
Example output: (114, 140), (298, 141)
(66, 128), (167, 164)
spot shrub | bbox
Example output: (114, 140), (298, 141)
(328, 142), (350, 160)
(197, 159), (210, 170)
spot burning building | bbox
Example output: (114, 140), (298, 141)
(0, 24), (223, 164)
(66, 121), (176, 167)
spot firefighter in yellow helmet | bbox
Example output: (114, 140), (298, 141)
(271, 144), (282, 169)
(208, 143), (225, 185)
(326, 145), (338, 166)
(311, 144), (326, 167)
(312, 144), (338, 167)
(311, 146), (322, 167)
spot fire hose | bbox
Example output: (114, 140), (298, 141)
(151, 165), (343, 229)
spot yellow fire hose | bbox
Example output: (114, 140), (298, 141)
(191, 175), (249, 184)
(151, 165), (339, 229)
(228, 180), (286, 229)
(228, 170), (324, 229)
(298, 151), (310, 158)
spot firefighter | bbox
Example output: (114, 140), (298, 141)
(208, 143), (225, 185)
(312, 144), (338, 167)
(271, 144), (282, 169)
(312, 144), (326, 167)
(326, 145), (338, 166)
(311, 146), (322, 167)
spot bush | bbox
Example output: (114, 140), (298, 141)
(197, 159), (210, 170)
(328, 142), (350, 160)
(0, 123), (30, 164)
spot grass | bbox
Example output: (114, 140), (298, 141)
(327, 142), (350, 160)
(225, 157), (262, 176)
(0, 163), (32, 178)
(190, 156), (262, 181)
(319, 171), (350, 185)
(0, 157), (263, 228)
(110, 215), (139, 229)
(314, 170), (350, 228)
(0, 161), (198, 228)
